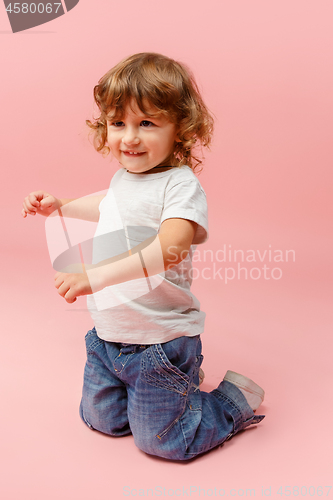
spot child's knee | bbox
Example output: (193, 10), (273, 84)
(79, 400), (131, 437)
(133, 426), (187, 461)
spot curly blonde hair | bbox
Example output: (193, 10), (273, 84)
(86, 52), (214, 172)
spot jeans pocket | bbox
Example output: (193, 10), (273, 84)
(141, 344), (189, 395)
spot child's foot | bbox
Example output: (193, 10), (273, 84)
(223, 370), (265, 411)
(199, 368), (205, 385)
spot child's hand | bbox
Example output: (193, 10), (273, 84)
(54, 270), (93, 303)
(22, 191), (60, 218)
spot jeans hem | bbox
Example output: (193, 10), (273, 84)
(212, 380), (264, 433)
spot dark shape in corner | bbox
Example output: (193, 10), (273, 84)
(3, 0), (80, 33)
(64, 0), (79, 12)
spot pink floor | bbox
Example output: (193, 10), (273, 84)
(2, 215), (332, 500)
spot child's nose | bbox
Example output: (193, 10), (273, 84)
(122, 127), (140, 146)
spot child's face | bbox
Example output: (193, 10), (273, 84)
(106, 99), (179, 174)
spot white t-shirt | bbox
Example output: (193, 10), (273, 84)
(86, 165), (209, 344)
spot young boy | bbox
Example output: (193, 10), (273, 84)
(22, 52), (265, 460)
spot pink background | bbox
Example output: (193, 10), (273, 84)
(1, 1), (332, 499)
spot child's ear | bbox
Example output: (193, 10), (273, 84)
(174, 132), (182, 143)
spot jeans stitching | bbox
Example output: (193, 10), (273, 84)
(143, 372), (187, 395)
(141, 346), (189, 394)
(211, 389), (243, 429)
(87, 337), (104, 354)
(155, 344), (189, 386)
(156, 410), (185, 440)
(113, 351), (135, 375)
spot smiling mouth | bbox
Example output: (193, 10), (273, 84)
(122, 151), (145, 155)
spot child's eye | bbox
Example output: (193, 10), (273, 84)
(111, 121), (124, 127)
(140, 120), (154, 127)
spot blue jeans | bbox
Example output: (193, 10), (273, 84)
(79, 327), (265, 460)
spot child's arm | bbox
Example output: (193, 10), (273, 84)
(22, 191), (105, 222)
(54, 218), (197, 303)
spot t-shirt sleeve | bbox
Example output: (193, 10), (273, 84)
(161, 179), (209, 244)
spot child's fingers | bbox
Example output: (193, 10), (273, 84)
(28, 193), (41, 207)
(39, 195), (56, 210)
(22, 191), (58, 217)
(59, 284), (78, 304)
(22, 194), (40, 215)
(65, 295), (77, 304)
(22, 203), (36, 216)
(54, 272), (65, 288)
(55, 278), (69, 298)
(21, 209), (34, 218)
(54, 273), (76, 303)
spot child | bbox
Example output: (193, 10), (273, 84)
(22, 52), (265, 461)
